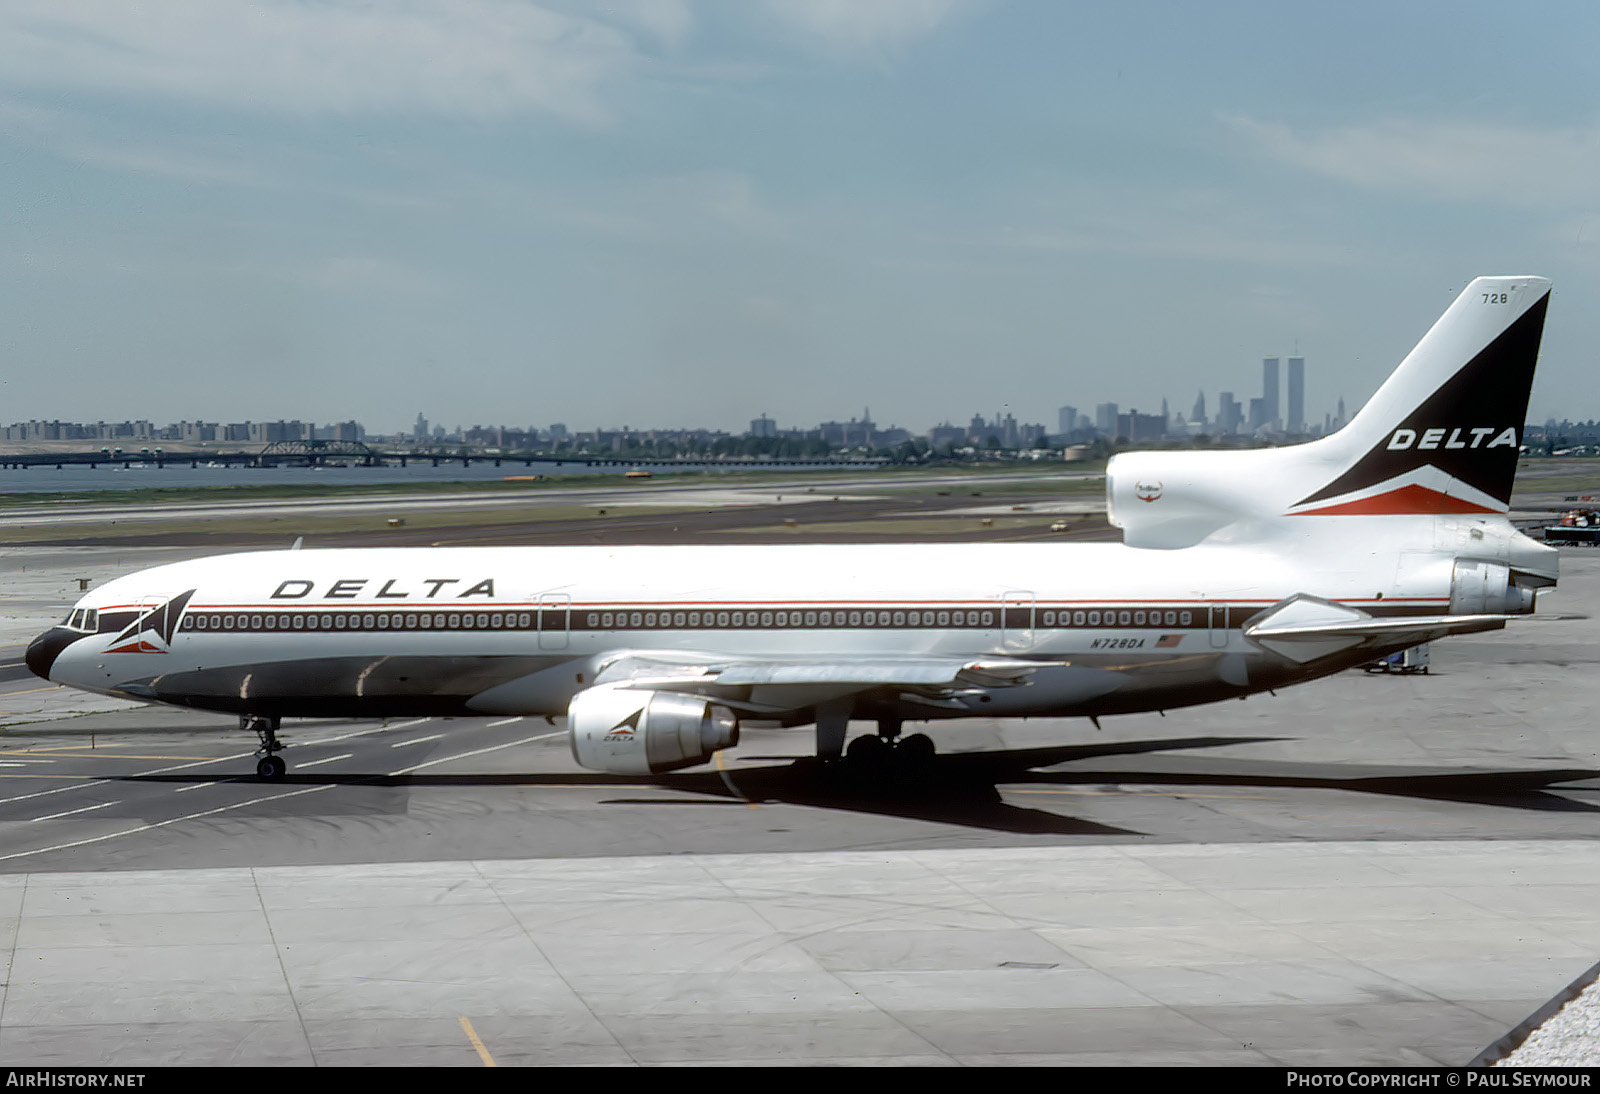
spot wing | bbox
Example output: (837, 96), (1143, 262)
(587, 649), (1071, 714)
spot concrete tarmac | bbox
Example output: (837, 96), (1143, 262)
(3, 843), (1596, 1066)
(0, 527), (1597, 1065)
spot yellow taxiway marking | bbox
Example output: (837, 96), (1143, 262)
(714, 749), (758, 808)
(0, 685), (68, 698)
(459, 1018), (496, 1067)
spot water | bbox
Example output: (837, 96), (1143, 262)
(0, 460), (869, 496)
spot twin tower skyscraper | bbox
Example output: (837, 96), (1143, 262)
(1252, 355), (1305, 434)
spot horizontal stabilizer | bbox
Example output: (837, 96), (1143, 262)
(1243, 594), (1507, 663)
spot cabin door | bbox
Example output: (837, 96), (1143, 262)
(537, 593), (570, 650)
(1001, 591), (1036, 651)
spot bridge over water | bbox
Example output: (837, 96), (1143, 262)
(0, 440), (886, 473)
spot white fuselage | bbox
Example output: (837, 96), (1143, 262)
(38, 535), (1463, 723)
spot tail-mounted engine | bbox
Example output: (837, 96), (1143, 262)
(568, 683), (739, 775)
(1450, 558), (1536, 615)
(1106, 450), (1263, 548)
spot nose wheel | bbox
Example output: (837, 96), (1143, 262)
(244, 715), (286, 780)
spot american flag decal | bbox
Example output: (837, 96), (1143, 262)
(1155, 634), (1183, 648)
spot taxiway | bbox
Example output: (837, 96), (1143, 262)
(1, 491), (1597, 1065)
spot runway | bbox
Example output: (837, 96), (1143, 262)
(0, 493), (1597, 1064)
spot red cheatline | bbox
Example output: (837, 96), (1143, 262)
(1292, 483), (1499, 517)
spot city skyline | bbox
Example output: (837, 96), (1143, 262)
(0, 346), (1334, 447)
(1, 3), (1596, 431)
(0, 346), (1398, 444)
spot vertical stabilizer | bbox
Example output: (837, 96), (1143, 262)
(1287, 276), (1550, 515)
(1107, 277), (1553, 548)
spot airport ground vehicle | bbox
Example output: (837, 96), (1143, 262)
(1362, 644), (1430, 674)
(1544, 510), (1600, 546)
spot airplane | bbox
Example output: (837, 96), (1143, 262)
(26, 276), (1557, 782)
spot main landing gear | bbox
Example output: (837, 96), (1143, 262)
(815, 710), (936, 777)
(846, 718), (936, 774)
(245, 715), (286, 780)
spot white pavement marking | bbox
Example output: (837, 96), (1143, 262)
(388, 731), (564, 776)
(31, 799), (119, 822)
(0, 783), (331, 862)
(0, 716), (429, 808)
(303, 717), (430, 745)
(0, 748), (261, 808)
(296, 753), (353, 769)
(390, 734), (445, 748)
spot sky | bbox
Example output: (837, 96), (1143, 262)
(1, 0), (1597, 437)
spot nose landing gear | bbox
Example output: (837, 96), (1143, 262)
(244, 715), (286, 780)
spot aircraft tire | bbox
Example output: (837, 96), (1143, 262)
(257, 755), (286, 780)
(846, 733), (891, 770)
(897, 733), (935, 769)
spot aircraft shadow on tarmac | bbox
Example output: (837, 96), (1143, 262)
(121, 734), (1600, 836)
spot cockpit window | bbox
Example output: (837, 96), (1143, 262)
(63, 608), (98, 633)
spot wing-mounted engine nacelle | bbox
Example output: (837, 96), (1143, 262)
(568, 683), (739, 775)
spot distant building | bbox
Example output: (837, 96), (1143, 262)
(749, 415), (777, 439)
(816, 413), (875, 447)
(1287, 356), (1305, 434)
(1095, 403), (1119, 435)
(247, 420), (310, 444)
(1261, 357), (1280, 430)
(1116, 409), (1166, 444)
(1217, 392), (1241, 435)
(1057, 405), (1077, 436)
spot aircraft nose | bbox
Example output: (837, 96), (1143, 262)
(25, 627), (77, 681)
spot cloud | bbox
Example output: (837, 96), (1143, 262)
(761, 0), (965, 54)
(553, 170), (791, 244)
(1229, 115), (1600, 209)
(0, 0), (658, 121)
(580, 0), (695, 49)
(304, 256), (443, 296)
(990, 198), (1363, 268)
(56, 139), (269, 188)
